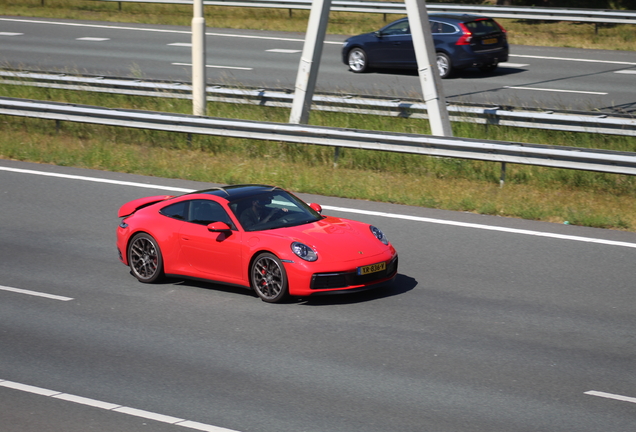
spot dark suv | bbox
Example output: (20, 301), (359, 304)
(342, 14), (509, 78)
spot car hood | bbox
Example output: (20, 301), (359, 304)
(266, 216), (392, 264)
(344, 32), (375, 43)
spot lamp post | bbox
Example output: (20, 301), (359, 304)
(192, 0), (207, 116)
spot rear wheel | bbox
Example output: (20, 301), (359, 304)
(348, 48), (368, 73)
(128, 233), (164, 283)
(250, 253), (289, 303)
(436, 52), (452, 79)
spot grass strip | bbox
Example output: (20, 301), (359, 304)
(2, 84), (636, 231)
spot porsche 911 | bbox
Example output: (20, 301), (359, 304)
(117, 185), (398, 303)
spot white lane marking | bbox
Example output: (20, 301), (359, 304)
(0, 285), (74, 301)
(76, 37), (110, 41)
(504, 86), (607, 95)
(169, 42), (192, 47)
(0, 379), (240, 432)
(585, 390), (636, 405)
(2, 166), (636, 249)
(0, 17), (341, 45)
(0, 32), (23, 36)
(172, 62), (253, 71)
(266, 49), (301, 53)
(54, 393), (120, 410)
(0, 166), (193, 192)
(0, 380), (61, 396)
(322, 205), (636, 248)
(499, 62), (528, 68)
(112, 406), (185, 424)
(615, 70), (636, 74)
(511, 54), (636, 66)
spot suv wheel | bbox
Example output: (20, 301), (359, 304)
(436, 52), (452, 79)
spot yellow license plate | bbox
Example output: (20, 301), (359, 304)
(358, 262), (386, 275)
(483, 38), (498, 45)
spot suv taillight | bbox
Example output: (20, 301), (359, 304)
(456, 23), (472, 45)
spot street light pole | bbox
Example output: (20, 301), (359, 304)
(192, 0), (207, 116)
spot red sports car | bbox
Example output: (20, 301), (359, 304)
(117, 185), (398, 303)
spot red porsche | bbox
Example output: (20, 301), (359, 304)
(117, 185), (398, 303)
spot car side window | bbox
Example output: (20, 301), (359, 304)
(187, 199), (235, 228)
(383, 21), (410, 36)
(431, 21), (457, 34)
(440, 23), (457, 34)
(160, 201), (188, 220)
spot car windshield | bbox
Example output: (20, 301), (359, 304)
(230, 190), (322, 232)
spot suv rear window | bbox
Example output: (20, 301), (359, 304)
(464, 19), (500, 36)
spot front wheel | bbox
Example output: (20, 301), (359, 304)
(436, 52), (452, 79)
(250, 253), (289, 303)
(128, 233), (164, 283)
(348, 48), (368, 73)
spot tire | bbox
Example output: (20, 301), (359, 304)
(128, 233), (164, 283)
(250, 253), (289, 303)
(436, 52), (452, 79)
(348, 47), (369, 73)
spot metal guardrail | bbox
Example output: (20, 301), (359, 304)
(95, 0), (636, 24)
(2, 71), (634, 137)
(2, 96), (636, 176)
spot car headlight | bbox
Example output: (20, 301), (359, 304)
(370, 226), (389, 245)
(291, 242), (318, 262)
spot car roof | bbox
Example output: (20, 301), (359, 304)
(192, 184), (282, 202)
(394, 13), (489, 23)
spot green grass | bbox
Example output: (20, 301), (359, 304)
(2, 1), (636, 230)
(2, 83), (636, 231)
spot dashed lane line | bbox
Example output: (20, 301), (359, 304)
(0, 379), (241, 432)
(0, 285), (73, 301)
(585, 391), (636, 405)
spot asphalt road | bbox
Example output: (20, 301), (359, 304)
(1, 159), (635, 432)
(1, 16), (635, 113)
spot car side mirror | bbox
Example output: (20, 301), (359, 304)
(309, 203), (322, 214)
(374, 31), (382, 38)
(207, 222), (232, 232)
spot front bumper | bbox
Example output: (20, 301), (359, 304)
(285, 252), (398, 297)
